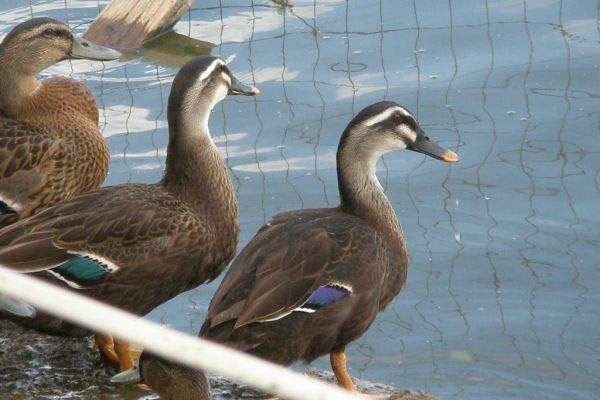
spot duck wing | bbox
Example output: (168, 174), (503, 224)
(0, 184), (209, 287)
(0, 118), (68, 220)
(203, 209), (383, 331)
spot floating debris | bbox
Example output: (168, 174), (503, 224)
(506, 110), (516, 115)
(83, 0), (193, 50)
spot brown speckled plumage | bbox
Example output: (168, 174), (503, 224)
(0, 18), (113, 227)
(0, 78), (109, 223)
(2, 182), (235, 336)
(0, 56), (257, 339)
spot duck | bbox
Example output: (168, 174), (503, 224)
(111, 351), (212, 400)
(0, 56), (259, 372)
(0, 17), (121, 227)
(200, 101), (458, 391)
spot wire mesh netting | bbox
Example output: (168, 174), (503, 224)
(0, 0), (599, 399)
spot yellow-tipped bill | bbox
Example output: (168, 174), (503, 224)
(409, 133), (459, 163)
(440, 149), (459, 163)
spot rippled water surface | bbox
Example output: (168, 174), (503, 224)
(0, 0), (599, 399)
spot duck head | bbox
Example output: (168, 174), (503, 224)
(167, 56), (260, 132)
(340, 101), (459, 166)
(0, 17), (120, 76)
(112, 351), (212, 400)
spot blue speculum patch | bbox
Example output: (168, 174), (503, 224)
(304, 284), (350, 310)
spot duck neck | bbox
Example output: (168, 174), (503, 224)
(162, 104), (238, 243)
(336, 127), (404, 249)
(0, 53), (39, 116)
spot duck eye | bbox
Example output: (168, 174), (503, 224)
(42, 28), (68, 38)
(425, 136), (430, 141)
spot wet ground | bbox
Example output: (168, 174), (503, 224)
(1, 0), (600, 399)
(0, 320), (435, 399)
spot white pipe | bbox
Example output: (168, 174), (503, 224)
(0, 267), (363, 400)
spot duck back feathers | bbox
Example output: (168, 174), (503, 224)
(0, 110), (109, 225)
(0, 19), (112, 225)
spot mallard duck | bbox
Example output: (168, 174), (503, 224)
(0, 56), (259, 371)
(0, 17), (121, 227)
(200, 101), (458, 391)
(112, 351), (212, 400)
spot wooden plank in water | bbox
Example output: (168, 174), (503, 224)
(84, 0), (193, 50)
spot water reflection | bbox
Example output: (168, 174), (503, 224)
(130, 31), (214, 68)
(0, 0), (599, 399)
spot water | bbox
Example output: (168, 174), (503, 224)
(0, 1), (599, 399)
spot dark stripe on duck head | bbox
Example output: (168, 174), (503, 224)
(0, 18), (75, 74)
(344, 101), (399, 130)
(167, 57), (226, 125)
(1, 18), (71, 46)
(347, 101), (419, 132)
(338, 101), (399, 158)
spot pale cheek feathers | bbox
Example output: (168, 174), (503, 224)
(367, 136), (407, 157)
(220, 71), (231, 86)
(397, 124), (417, 142)
(211, 83), (229, 109)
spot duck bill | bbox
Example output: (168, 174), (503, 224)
(111, 367), (141, 384)
(409, 136), (459, 163)
(70, 36), (121, 61)
(228, 76), (260, 96)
